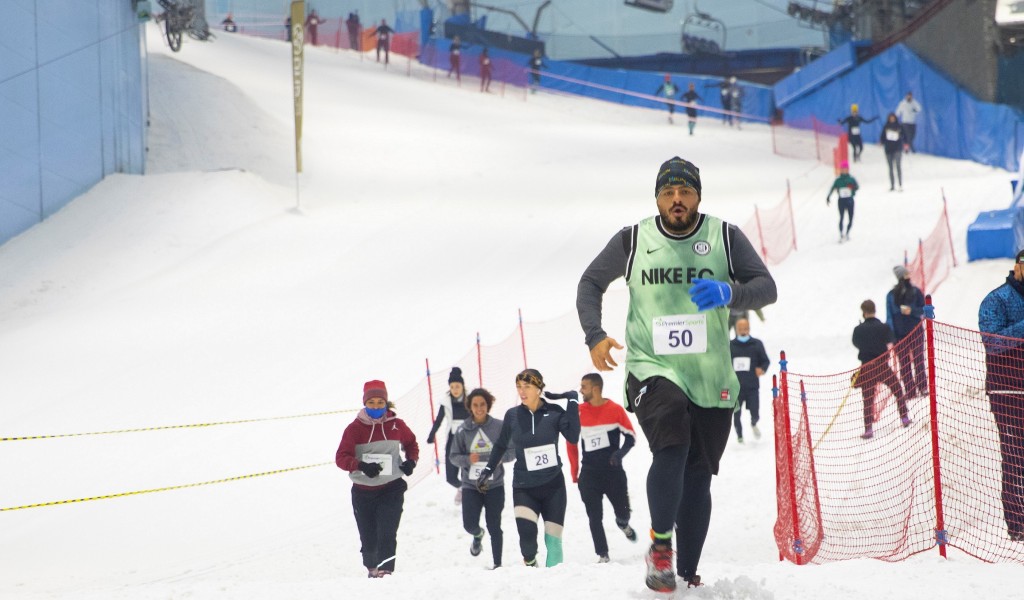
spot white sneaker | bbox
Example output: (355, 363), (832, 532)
(752, 425), (762, 439)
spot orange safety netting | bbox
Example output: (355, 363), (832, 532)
(775, 320), (1024, 565)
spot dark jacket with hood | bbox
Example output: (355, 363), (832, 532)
(979, 273), (1024, 395)
(886, 280), (925, 339)
(485, 400), (580, 489)
(449, 415), (515, 490)
(336, 408), (419, 491)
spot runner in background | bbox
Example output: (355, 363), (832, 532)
(427, 367), (470, 504)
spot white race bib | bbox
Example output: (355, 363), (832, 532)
(582, 430), (610, 452)
(733, 357), (751, 372)
(362, 453), (393, 476)
(469, 461), (489, 480)
(839, 187), (853, 199)
(885, 129), (900, 141)
(850, 126), (860, 135)
(524, 444), (557, 471)
(653, 314), (708, 355)
(450, 419), (464, 433)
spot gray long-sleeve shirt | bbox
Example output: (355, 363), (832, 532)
(576, 214), (777, 349)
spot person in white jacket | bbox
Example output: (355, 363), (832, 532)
(894, 92), (922, 153)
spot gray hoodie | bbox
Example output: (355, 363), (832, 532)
(449, 415), (515, 490)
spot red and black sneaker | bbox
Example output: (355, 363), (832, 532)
(644, 544), (676, 593)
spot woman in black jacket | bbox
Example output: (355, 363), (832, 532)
(880, 113), (904, 192)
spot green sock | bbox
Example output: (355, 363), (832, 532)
(544, 533), (563, 567)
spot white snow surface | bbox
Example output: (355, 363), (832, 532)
(1, 25), (1022, 599)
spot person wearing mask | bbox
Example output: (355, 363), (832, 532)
(576, 156), (777, 591)
(335, 380), (419, 577)
(427, 367), (470, 503)
(838, 104), (878, 163)
(880, 113), (905, 192)
(476, 369), (581, 567)
(825, 160), (859, 242)
(894, 91), (922, 152)
(449, 388), (515, 568)
(559, 373), (638, 563)
(852, 300), (910, 439)
(978, 248), (1024, 541)
(886, 265), (926, 400)
(729, 318), (770, 443)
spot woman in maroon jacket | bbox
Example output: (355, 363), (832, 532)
(336, 380), (419, 578)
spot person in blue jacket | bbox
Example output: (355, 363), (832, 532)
(885, 265), (926, 400)
(729, 318), (770, 443)
(477, 369), (580, 567)
(979, 248), (1024, 541)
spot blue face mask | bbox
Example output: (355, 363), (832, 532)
(737, 335), (751, 343)
(365, 407), (386, 420)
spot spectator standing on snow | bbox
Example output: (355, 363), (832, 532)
(852, 300), (910, 440)
(880, 113), (905, 192)
(681, 83), (702, 136)
(576, 156), (777, 592)
(371, 19), (395, 64)
(978, 248), (1024, 542)
(838, 104), (878, 163)
(426, 367), (470, 503)
(560, 373), (638, 563)
(894, 91), (922, 152)
(476, 369), (580, 568)
(346, 12), (362, 51)
(449, 388), (515, 568)
(886, 265), (926, 400)
(729, 318), (770, 443)
(654, 74), (680, 124)
(825, 160), (858, 242)
(335, 380), (419, 578)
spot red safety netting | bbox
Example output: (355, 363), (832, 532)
(772, 117), (845, 166)
(905, 196), (958, 295)
(741, 180), (798, 266)
(775, 319), (1024, 565)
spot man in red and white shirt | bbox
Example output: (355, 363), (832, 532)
(559, 373), (638, 562)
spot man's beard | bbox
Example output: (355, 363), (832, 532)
(661, 206), (699, 234)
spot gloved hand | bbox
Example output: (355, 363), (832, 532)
(357, 461), (383, 478)
(609, 450), (626, 467)
(399, 459), (416, 476)
(923, 304), (935, 319)
(426, 432), (435, 445)
(688, 278), (732, 311)
(475, 467), (493, 493)
(544, 390), (579, 402)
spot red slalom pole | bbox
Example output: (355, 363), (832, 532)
(425, 358), (440, 474)
(924, 295), (947, 558)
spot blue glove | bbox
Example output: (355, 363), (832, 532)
(923, 304), (935, 319)
(688, 278), (732, 311)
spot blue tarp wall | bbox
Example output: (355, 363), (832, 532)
(421, 38), (775, 122)
(775, 44), (1024, 173)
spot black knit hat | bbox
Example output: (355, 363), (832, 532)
(448, 367), (464, 385)
(655, 156), (701, 198)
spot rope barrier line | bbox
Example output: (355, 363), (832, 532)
(1, 408), (358, 442)
(812, 369), (860, 452)
(0, 462), (333, 512)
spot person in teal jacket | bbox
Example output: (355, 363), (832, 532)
(826, 161), (859, 243)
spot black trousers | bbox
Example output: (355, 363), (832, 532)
(733, 386), (760, 438)
(443, 435), (460, 488)
(462, 486), (505, 565)
(838, 197), (854, 234)
(351, 479), (406, 572)
(578, 467), (631, 556)
(992, 397), (1024, 537)
(894, 327), (927, 398)
(886, 151), (903, 188)
(858, 362), (907, 428)
(849, 134), (864, 160)
(902, 123), (917, 151)
(626, 374), (732, 579)
(513, 472), (567, 562)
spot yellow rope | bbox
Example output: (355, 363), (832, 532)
(811, 369), (860, 453)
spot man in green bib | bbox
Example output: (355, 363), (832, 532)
(576, 156), (776, 592)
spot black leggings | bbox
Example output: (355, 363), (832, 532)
(838, 197), (854, 234)
(461, 486), (505, 565)
(351, 480), (407, 572)
(512, 473), (567, 562)
(886, 151), (903, 188)
(578, 467), (631, 556)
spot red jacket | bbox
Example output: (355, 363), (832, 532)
(336, 409), (419, 490)
(565, 399), (636, 482)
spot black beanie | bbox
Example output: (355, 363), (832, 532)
(655, 156), (701, 198)
(448, 367), (464, 385)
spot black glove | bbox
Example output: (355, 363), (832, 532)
(544, 390), (579, 402)
(399, 459), (416, 476)
(475, 467), (493, 493)
(426, 432), (435, 445)
(357, 461), (383, 478)
(609, 450), (626, 468)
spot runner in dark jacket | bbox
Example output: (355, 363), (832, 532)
(838, 104), (878, 162)
(477, 369), (580, 567)
(851, 300), (909, 439)
(729, 318), (770, 442)
(880, 113), (904, 191)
